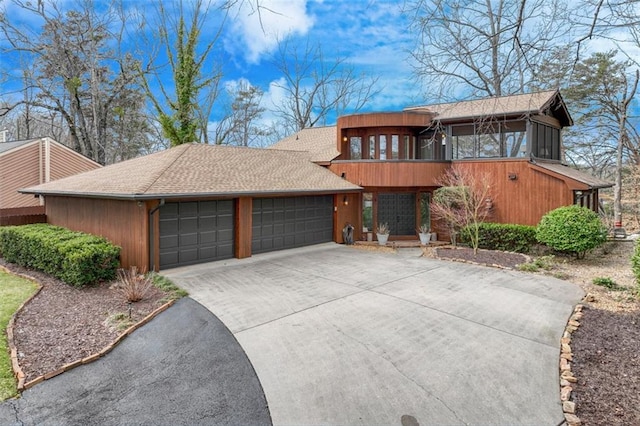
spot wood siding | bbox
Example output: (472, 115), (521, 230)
(235, 197), (252, 258)
(333, 193), (361, 243)
(329, 161), (450, 188)
(453, 159), (574, 226)
(0, 143), (41, 208)
(45, 196), (149, 269)
(338, 112), (432, 129)
(48, 140), (101, 180)
(0, 206), (46, 226)
(0, 138), (100, 209)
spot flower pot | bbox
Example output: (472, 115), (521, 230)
(419, 232), (431, 245)
(376, 233), (389, 245)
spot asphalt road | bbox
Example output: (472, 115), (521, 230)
(0, 297), (271, 426)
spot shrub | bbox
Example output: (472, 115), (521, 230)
(460, 223), (537, 253)
(516, 255), (555, 272)
(535, 205), (607, 259)
(0, 224), (120, 287)
(116, 266), (153, 302)
(632, 240), (640, 283)
(592, 276), (624, 291)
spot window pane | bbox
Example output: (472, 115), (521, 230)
(350, 136), (362, 160)
(391, 135), (399, 159)
(379, 135), (387, 160)
(453, 135), (475, 159)
(368, 135), (375, 159)
(420, 136), (434, 159)
(363, 193), (373, 231)
(404, 135), (411, 159)
(420, 192), (430, 229)
(477, 133), (500, 157)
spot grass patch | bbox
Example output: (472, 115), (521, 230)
(0, 271), (39, 401)
(149, 273), (188, 302)
(517, 255), (556, 272)
(592, 277), (626, 291)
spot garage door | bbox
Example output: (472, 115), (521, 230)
(159, 200), (234, 269)
(252, 196), (333, 254)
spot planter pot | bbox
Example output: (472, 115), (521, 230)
(419, 232), (431, 245)
(367, 232), (373, 242)
(376, 233), (389, 245)
(431, 232), (437, 242)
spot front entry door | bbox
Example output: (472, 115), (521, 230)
(378, 193), (416, 236)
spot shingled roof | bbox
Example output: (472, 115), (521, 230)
(21, 144), (361, 199)
(405, 90), (573, 127)
(268, 126), (339, 164)
(0, 139), (39, 155)
(530, 160), (613, 190)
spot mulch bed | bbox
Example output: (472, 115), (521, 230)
(435, 246), (527, 269)
(0, 259), (167, 383)
(571, 307), (640, 425)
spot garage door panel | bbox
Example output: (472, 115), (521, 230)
(252, 195), (333, 254)
(159, 200), (234, 269)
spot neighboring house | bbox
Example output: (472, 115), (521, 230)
(0, 137), (101, 212)
(21, 144), (361, 270)
(272, 90), (612, 241)
(21, 90), (612, 271)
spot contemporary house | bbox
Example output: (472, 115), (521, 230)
(0, 137), (100, 223)
(21, 90), (611, 270)
(273, 90), (612, 242)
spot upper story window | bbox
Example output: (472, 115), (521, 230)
(350, 136), (362, 160)
(451, 120), (530, 159)
(530, 121), (560, 160)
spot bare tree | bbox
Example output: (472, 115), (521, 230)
(564, 51), (639, 229)
(405, 0), (570, 99)
(0, 0), (150, 164)
(214, 80), (272, 146)
(271, 38), (380, 134)
(431, 165), (494, 253)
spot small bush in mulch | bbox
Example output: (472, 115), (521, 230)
(536, 205), (607, 259)
(460, 223), (537, 253)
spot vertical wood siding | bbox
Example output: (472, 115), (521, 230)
(235, 197), (252, 258)
(46, 196), (149, 269)
(328, 161), (450, 188)
(453, 159), (574, 226)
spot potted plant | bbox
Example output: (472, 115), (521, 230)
(417, 224), (432, 245)
(376, 222), (390, 245)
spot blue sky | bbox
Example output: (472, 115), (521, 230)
(2, 0), (639, 132)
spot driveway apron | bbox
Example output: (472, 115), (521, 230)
(164, 243), (584, 425)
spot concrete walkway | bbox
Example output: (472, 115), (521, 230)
(0, 298), (271, 426)
(164, 243), (584, 425)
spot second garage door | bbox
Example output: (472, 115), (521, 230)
(252, 196), (333, 254)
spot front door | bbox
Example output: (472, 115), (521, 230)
(378, 193), (416, 236)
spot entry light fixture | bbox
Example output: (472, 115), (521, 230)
(343, 196), (349, 206)
(508, 172), (517, 181)
(342, 136), (348, 142)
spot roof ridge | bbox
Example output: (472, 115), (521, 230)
(136, 144), (192, 195)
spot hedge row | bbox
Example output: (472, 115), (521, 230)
(0, 224), (121, 287)
(460, 223), (537, 253)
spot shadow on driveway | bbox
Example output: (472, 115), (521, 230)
(0, 298), (271, 426)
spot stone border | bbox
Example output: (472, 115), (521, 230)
(429, 245), (532, 270)
(1, 265), (176, 392)
(559, 301), (586, 426)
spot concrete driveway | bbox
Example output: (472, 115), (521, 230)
(164, 243), (584, 425)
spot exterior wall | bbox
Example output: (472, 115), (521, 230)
(328, 161), (450, 188)
(334, 193), (361, 243)
(453, 159), (574, 226)
(0, 206), (46, 226)
(0, 139), (100, 210)
(0, 143), (41, 208)
(45, 196), (149, 269)
(235, 197), (252, 258)
(48, 140), (101, 180)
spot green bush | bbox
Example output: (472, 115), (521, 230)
(460, 223), (537, 253)
(0, 224), (120, 287)
(632, 240), (640, 293)
(535, 205), (607, 259)
(592, 276), (624, 291)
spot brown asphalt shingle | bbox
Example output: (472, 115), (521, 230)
(20, 144), (361, 199)
(268, 126), (339, 163)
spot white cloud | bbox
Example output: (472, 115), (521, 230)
(227, 0), (315, 64)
